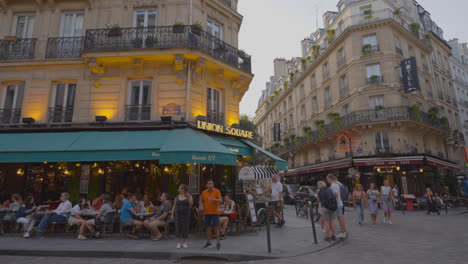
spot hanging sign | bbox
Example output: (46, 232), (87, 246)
(162, 103), (181, 116)
(273, 123), (281, 142)
(337, 134), (350, 151)
(401, 57), (420, 93)
(197, 120), (254, 139)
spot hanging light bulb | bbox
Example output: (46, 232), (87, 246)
(419, 168), (424, 173)
(17, 168), (23, 175)
(135, 163), (140, 168)
(164, 167), (169, 172)
(98, 168), (104, 174)
(396, 166), (400, 171)
(64, 170), (70, 175)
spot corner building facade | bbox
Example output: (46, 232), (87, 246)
(255, 0), (464, 196)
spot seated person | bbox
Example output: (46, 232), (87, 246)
(120, 194), (143, 238)
(68, 198), (88, 238)
(143, 193), (172, 241)
(80, 195), (113, 240)
(15, 195), (38, 238)
(35, 192), (72, 238)
(223, 193), (237, 220)
(92, 193), (107, 211)
(1, 193), (22, 235)
(218, 204), (229, 240)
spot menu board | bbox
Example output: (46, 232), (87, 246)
(80, 165), (90, 194)
(246, 194), (257, 225)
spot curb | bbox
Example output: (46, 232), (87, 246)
(0, 249), (278, 262)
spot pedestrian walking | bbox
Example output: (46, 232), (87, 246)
(268, 175), (285, 227)
(317, 181), (337, 242)
(380, 180), (396, 224)
(327, 174), (347, 238)
(352, 184), (367, 225)
(172, 185), (193, 248)
(367, 183), (380, 225)
(200, 179), (222, 250)
(425, 188), (440, 215)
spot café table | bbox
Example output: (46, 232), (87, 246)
(81, 211), (99, 219)
(134, 212), (155, 220)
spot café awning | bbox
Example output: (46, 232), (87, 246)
(238, 166), (279, 180)
(240, 139), (288, 171)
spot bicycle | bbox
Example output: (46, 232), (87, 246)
(295, 198), (310, 218)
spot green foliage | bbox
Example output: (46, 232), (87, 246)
(295, 136), (303, 144)
(369, 75), (381, 84)
(440, 117), (449, 128)
(326, 29), (335, 42)
(410, 23), (420, 35)
(289, 134), (296, 141)
(429, 107), (439, 121)
(394, 9), (402, 17)
(283, 81), (289, 89)
(283, 137), (290, 144)
(327, 112), (341, 130)
(374, 105), (385, 111)
(363, 9), (372, 20)
(314, 120), (326, 137)
(239, 114), (261, 146)
(410, 105), (421, 122)
(362, 44), (373, 55)
(302, 126), (311, 134)
(312, 45), (320, 57)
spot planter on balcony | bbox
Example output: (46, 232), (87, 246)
(191, 25), (202, 36)
(172, 25), (185, 34)
(107, 30), (122, 37)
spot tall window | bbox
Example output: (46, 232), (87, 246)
(343, 104), (350, 116)
(310, 74), (317, 89)
(340, 75), (348, 96)
(369, 95), (384, 109)
(311, 96), (318, 113)
(134, 9), (157, 27)
(50, 82), (76, 123)
(127, 80), (152, 121)
(324, 87), (331, 105)
(322, 62), (329, 78)
(363, 34), (378, 53)
(375, 131), (390, 153)
(207, 87), (223, 124)
(366, 64), (382, 82)
(207, 19), (222, 39)
(1, 83), (24, 124)
(300, 85), (305, 98)
(12, 14), (35, 38)
(60, 11), (84, 37)
(301, 104), (306, 120)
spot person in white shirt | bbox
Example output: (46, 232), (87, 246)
(35, 192), (72, 238)
(327, 174), (347, 238)
(268, 175), (285, 227)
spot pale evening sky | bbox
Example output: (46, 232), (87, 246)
(237, 0), (468, 117)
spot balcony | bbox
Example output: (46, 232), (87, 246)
(207, 110), (225, 125)
(48, 107), (74, 123)
(0, 109), (21, 124)
(84, 26), (251, 73)
(367, 75), (384, 85)
(46, 37), (84, 59)
(125, 105), (151, 121)
(395, 47), (403, 56)
(218, 0), (232, 8)
(271, 106), (450, 156)
(0, 39), (36, 61)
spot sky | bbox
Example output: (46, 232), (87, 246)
(237, 0), (468, 117)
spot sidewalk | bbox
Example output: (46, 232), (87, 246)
(0, 206), (342, 262)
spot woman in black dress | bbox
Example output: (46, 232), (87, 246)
(172, 184), (193, 249)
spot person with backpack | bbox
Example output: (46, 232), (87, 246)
(327, 174), (347, 238)
(317, 181), (337, 242)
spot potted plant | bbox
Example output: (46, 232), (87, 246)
(428, 106), (439, 122)
(283, 81), (289, 89)
(301, 58), (308, 70)
(172, 22), (185, 34)
(289, 72), (295, 82)
(410, 23), (420, 36)
(369, 75), (381, 84)
(363, 9), (372, 20)
(424, 33), (432, 44)
(327, 112), (341, 130)
(394, 9), (402, 18)
(326, 29), (335, 42)
(410, 105), (421, 122)
(362, 44), (373, 55)
(106, 24), (122, 37)
(312, 45), (320, 58)
(273, 90), (280, 97)
(302, 126), (311, 134)
(295, 136), (303, 145)
(306, 130), (313, 140)
(283, 137), (290, 144)
(265, 101), (270, 108)
(191, 22), (202, 36)
(289, 133), (296, 141)
(145, 35), (157, 48)
(314, 120), (325, 137)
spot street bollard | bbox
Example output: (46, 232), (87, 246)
(308, 200), (318, 244)
(265, 202), (272, 253)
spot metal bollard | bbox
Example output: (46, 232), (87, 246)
(265, 202), (272, 253)
(308, 200), (318, 244)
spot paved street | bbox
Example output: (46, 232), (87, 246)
(1, 206), (467, 263)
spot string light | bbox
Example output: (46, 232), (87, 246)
(98, 168), (104, 174)
(64, 170), (70, 175)
(16, 168), (24, 175)
(164, 167), (169, 172)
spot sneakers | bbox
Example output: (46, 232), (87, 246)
(23, 232), (30, 238)
(183, 243), (188, 249)
(321, 228), (326, 233)
(77, 235), (88, 240)
(324, 237), (331, 242)
(216, 243), (221, 251)
(220, 234), (225, 240)
(388, 220), (392, 225)
(383, 217), (387, 223)
(331, 236), (337, 241)
(176, 243), (181, 249)
(336, 232), (347, 238)
(202, 242), (213, 249)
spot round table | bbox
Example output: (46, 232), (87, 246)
(135, 212), (155, 220)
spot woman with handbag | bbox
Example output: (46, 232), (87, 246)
(352, 184), (367, 225)
(366, 183), (380, 225)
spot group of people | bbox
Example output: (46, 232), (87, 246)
(0, 180), (236, 251)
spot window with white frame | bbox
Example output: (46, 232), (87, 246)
(60, 11), (84, 37)
(312, 96), (318, 113)
(207, 87), (223, 124)
(207, 18), (223, 39)
(50, 82), (76, 123)
(369, 95), (384, 109)
(324, 86), (331, 105)
(375, 131), (390, 153)
(301, 104), (306, 119)
(134, 9), (157, 28)
(310, 74), (317, 89)
(363, 34), (377, 48)
(300, 85), (305, 98)
(1, 83), (24, 124)
(366, 64), (382, 80)
(127, 80), (152, 121)
(340, 75), (348, 95)
(12, 14), (35, 38)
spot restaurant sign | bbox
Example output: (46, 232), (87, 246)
(337, 134), (350, 151)
(162, 103), (181, 116)
(197, 120), (254, 139)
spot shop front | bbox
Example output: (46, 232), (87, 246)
(0, 127), (287, 204)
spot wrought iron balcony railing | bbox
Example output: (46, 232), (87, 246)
(271, 106), (450, 156)
(46, 37), (84, 59)
(395, 47), (403, 56)
(207, 110), (225, 125)
(125, 105), (151, 121)
(0, 39), (36, 61)
(48, 107), (74, 123)
(84, 26), (251, 73)
(367, 76), (384, 85)
(218, 0), (232, 8)
(0, 109), (22, 124)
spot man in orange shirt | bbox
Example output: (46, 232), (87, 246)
(200, 179), (222, 250)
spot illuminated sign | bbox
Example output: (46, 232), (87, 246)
(162, 103), (181, 116)
(197, 120), (254, 139)
(337, 134), (350, 151)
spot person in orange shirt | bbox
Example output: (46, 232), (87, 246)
(200, 179), (222, 250)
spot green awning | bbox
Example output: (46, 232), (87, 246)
(240, 140), (288, 172)
(211, 135), (253, 156)
(159, 129), (237, 165)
